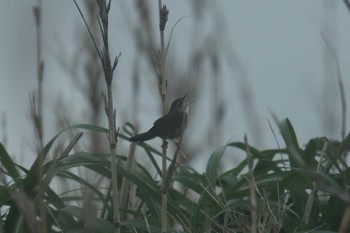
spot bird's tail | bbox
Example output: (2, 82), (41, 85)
(129, 130), (157, 142)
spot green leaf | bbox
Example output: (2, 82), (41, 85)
(337, 132), (350, 154)
(278, 118), (304, 168)
(59, 206), (114, 233)
(205, 146), (226, 187)
(279, 118), (299, 147)
(0, 143), (20, 182)
(303, 138), (318, 167)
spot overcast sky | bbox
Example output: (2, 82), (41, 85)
(1, 1), (350, 169)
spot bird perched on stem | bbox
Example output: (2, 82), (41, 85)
(130, 93), (190, 142)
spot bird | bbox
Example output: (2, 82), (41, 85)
(130, 93), (190, 142)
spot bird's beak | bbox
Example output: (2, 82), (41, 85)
(182, 93), (194, 105)
(184, 99), (194, 110)
(180, 92), (193, 108)
(181, 92), (189, 100)
(185, 100), (193, 106)
(183, 100), (193, 112)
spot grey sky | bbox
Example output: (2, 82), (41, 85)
(1, 1), (349, 168)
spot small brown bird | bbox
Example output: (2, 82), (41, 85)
(130, 93), (189, 142)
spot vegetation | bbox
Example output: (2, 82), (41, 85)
(1, 1), (350, 232)
(1, 119), (350, 232)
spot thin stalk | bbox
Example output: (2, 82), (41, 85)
(97, 0), (121, 231)
(33, 1), (46, 232)
(245, 135), (257, 233)
(120, 142), (136, 218)
(164, 137), (183, 192)
(303, 142), (328, 224)
(33, 0), (44, 150)
(339, 206), (350, 233)
(321, 33), (347, 142)
(99, 0), (121, 227)
(157, 1), (169, 232)
(74, 0), (121, 231)
(161, 140), (168, 233)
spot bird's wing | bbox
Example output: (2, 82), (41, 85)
(153, 112), (185, 129)
(153, 115), (167, 126)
